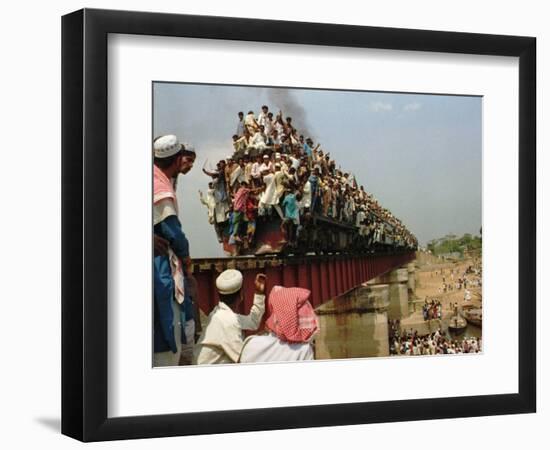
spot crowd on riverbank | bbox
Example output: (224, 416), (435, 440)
(200, 105), (417, 249)
(433, 262), (482, 295)
(388, 324), (482, 356)
(422, 299), (443, 320)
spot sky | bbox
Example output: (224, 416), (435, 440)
(153, 82), (482, 258)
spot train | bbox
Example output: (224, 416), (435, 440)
(218, 209), (416, 257)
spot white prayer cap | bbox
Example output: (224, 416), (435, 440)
(275, 152), (281, 159)
(263, 154), (269, 159)
(216, 269), (243, 295)
(153, 134), (182, 158)
(182, 142), (196, 154)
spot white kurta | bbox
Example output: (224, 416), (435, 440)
(239, 333), (315, 363)
(199, 189), (217, 223)
(250, 132), (267, 150)
(245, 113), (257, 130)
(229, 165), (244, 188)
(193, 294), (266, 365)
(257, 111), (269, 127)
(355, 210), (366, 227)
(299, 180), (312, 210)
(260, 173), (279, 206)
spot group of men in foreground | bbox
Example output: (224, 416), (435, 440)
(153, 134), (319, 367)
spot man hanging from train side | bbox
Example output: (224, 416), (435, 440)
(153, 134), (197, 366)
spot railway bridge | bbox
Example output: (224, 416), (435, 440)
(192, 250), (416, 315)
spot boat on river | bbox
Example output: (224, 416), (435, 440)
(463, 308), (482, 327)
(448, 315), (467, 334)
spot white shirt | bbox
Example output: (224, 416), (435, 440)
(250, 131), (267, 148)
(356, 210), (366, 227)
(266, 120), (274, 136)
(260, 173), (279, 205)
(251, 162), (262, 179)
(257, 111), (269, 127)
(236, 119), (245, 136)
(299, 180), (312, 209)
(199, 189), (216, 222)
(259, 162), (272, 173)
(229, 165), (244, 188)
(274, 121), (284, 136)
(193, 294), (266, 365)
(239, 333), (315, 363)
(245, 113), (257, 128)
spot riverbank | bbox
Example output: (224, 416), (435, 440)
(314, 255), (482, 360)
(399, 256), (482, 339)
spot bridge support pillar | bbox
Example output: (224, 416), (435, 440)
(369, 268), (409, 321)
(314, 284), (390, 359)
(406, 262), (416, 294)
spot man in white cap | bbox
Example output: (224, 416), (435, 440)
(153, 134), (197, 366)
(193, 271), (267, 365)
(259, 154), (272, 174)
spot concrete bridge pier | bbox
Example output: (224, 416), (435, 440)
(368, 268), (409, 321)
(406, 262), (416, 295)
(315, 283), (390, 359)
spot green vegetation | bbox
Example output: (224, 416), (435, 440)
(427, 232), (482, 257)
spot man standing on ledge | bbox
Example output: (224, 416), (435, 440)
(153, 134), (197, 366)
(193, 270), (267, 364)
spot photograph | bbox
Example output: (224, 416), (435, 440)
(152, 83), (483, 367)
(0, 0), (542, 446)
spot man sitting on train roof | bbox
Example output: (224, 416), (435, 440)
(270, 128), (282, 151)
(236, 111), (245, 137)
(244, 110), (259, 134)
(303, 137), (314, 158)
(193, 270), (267, 365)
(232, 132), (249, 153)
(283, 115), (294, 137)
(259, 154), (272, 173)
(257, 105), (270, 129)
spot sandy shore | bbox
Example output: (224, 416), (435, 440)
(393, 256), (482, 337)
(415, 258), (482, 311)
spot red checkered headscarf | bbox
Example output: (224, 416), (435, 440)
(265, 286), (319, 343)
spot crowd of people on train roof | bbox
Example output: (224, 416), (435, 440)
(200, 104), (418, 250)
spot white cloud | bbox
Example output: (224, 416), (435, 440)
(403, 102), (422, 112)
(368, 101), (393, 112)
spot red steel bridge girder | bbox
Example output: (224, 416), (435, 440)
(192, 252), (415, 315)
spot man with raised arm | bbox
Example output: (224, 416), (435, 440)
(193, 271), (267, 364)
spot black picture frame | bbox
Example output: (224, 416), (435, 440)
(61, 8), (536, 442)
